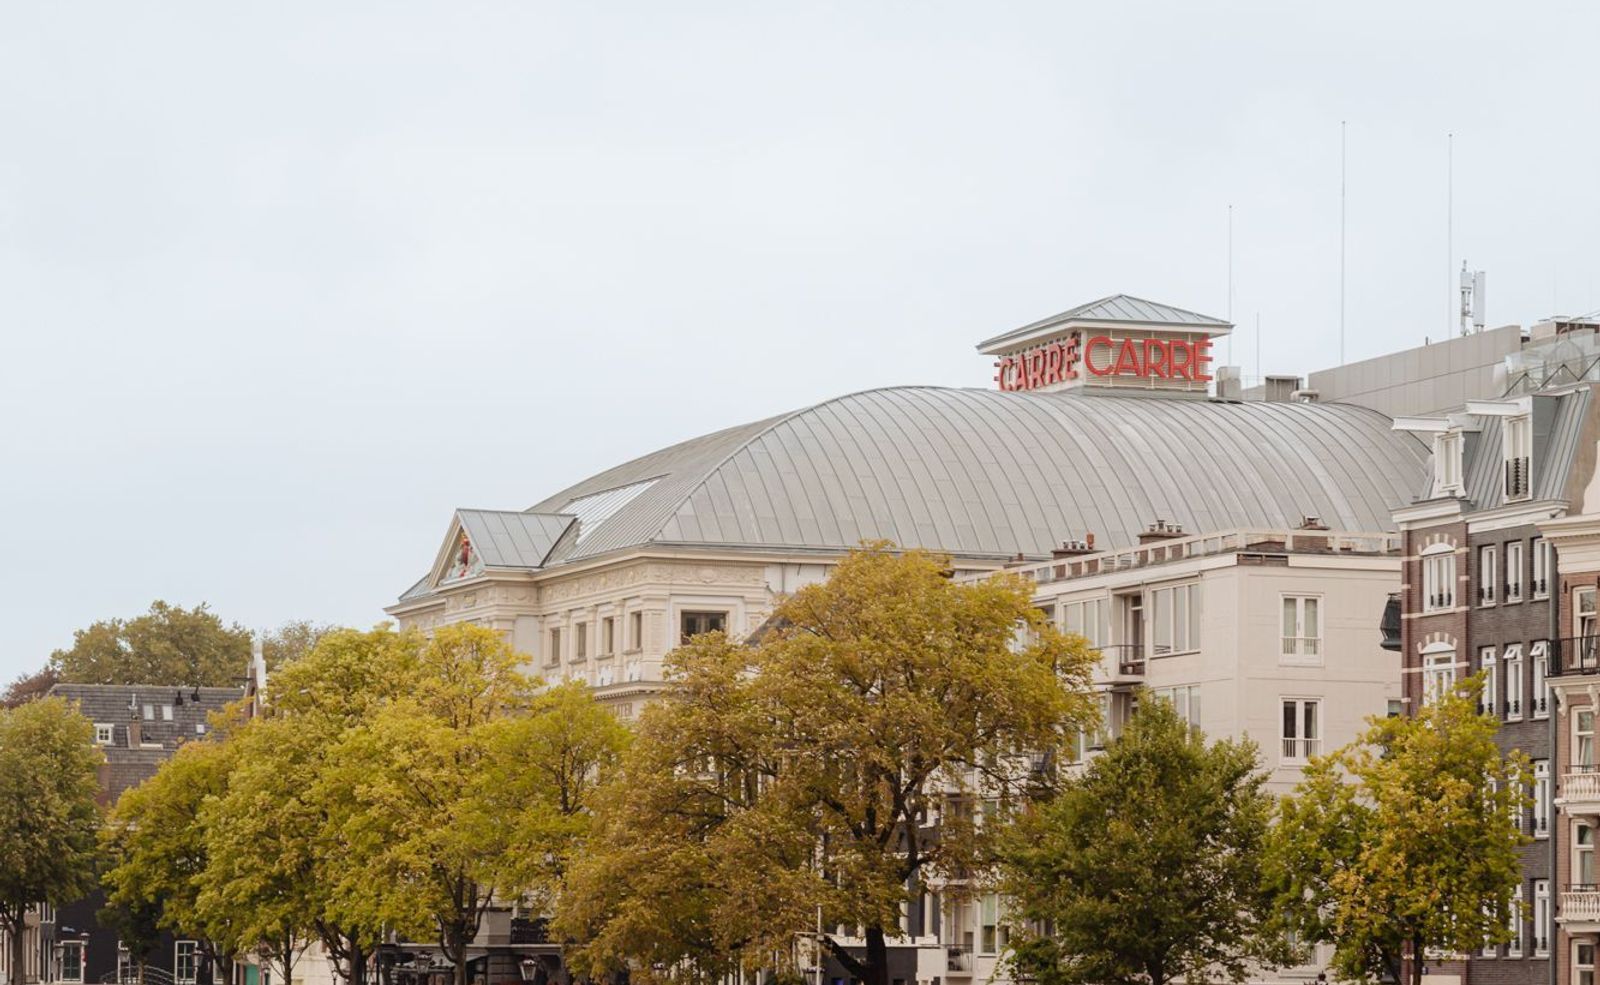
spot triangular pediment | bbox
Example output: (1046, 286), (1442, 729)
(422, 509), (579, 592)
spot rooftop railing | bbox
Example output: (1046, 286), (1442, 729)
(1024, 528), (1402, 586)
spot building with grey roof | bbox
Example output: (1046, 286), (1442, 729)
(386, 295), (1429, 717)
(380, 293), (1444, 985)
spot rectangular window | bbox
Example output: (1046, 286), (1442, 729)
(1578, 943), (1596, 985)
(61, 942), (83, 983)
(601, 617), (615, 655)
(1579, 823), (1595, 885)
(1281, 596), (1321, 662)
(1388, 698), (1404, 718)
(630, 610), (643, 651)
(1153, 685), (1202, 728)
(94, 724), (114, 746)
(161, 704), (173, 721)
(1534, 880), (1550, 956)
(1281, 699), (1320, 763)
(1062, 597), (1111, 649)
(1533, 538), (1551, 599)
(1533, 642), (1549, 719)
(681, 611), (727, 643)
(1507, 884), (1524, 957)
(1436, 431), (1464, 496)
(1150, 583), (1201, 655)
(1579, 710), (1596, 770)
(1505, 541), (1524, 602)
(1505, 646), (1524, 720)
(547, 628), (562, 666)
(142, 703), (154, 721)
(1479, 647), (1497, 716)
(574, 623), (588, 660)
(1534, 760), (1550, 839)
(1424, 652), (1457, 707)
(1505, 416), (1532, 501)
(175, 942), (198, 985)
(1479, 545), (1498, 606)
(979, 894), (998, 954)
(1423, 551), (1457, 612)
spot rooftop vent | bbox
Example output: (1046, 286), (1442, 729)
(1298, 516), (1329, 531)
(1264, 375), (1302, 403)
(1138, 519), (1186, 544)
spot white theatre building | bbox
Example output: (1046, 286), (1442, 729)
(384, 295), (1427, 985)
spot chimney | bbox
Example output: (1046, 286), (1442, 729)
(1051, 537), (1097, 559)
(1137, 519), (1186, 544)
(1298, 515), (1329, 531)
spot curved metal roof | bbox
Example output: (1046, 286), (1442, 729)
(512, 387), (1428, 568)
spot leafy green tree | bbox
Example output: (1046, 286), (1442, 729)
(102, 730), (241, 983)
(1000, 694), (1293, 985)
(1268, 677), (1529, 985)
(325, 624), (543, 985)
(198, 626), (424, 985)
(0, 698), (104, 985)
(261, 620), (337, 670)
(558, 543), (1097, 985)
(481, 681), (631, 911)
(50, 600), (252, 687)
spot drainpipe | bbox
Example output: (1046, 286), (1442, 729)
(1549, 542), (1560, 985)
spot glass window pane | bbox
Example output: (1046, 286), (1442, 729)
(1304, 702), (1318, 741)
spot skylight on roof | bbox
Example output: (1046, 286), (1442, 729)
(561, 478), (660, 542)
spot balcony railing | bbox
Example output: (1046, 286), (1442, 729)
(1506, 456), (1531, 499)
(946, 947), (973, 974)
(1562, 767), (1600, 812)
(1562, 888), (1600, 924)
(1095, 644), (1145, 678)
(1552, 637), (1600, 677)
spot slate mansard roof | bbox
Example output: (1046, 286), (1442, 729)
(399, 387), (1429, 602)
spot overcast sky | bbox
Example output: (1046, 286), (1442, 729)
(3, 2), (1598, 679)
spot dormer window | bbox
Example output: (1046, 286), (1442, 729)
(1505, 415), (1532, 501)
(1435, 431), (1465, 498)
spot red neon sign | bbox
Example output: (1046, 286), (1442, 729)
(997, 334), (1214, 390)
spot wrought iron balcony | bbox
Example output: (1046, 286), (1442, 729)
(1552, 637), (1600, 677)
(1506, 456), (1531, 499)
(946, 947), (973, 974)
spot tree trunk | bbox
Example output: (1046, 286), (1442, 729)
(862, 925), (889, 985)
(1411, 934), (1424, 985)
(349, 942), (365, 985)
(7, 910), (24, 985)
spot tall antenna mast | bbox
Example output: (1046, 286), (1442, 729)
(1340, 121), (1347, 365)
(1227, 204), (1234, 365)
(1255, 311), (1262, 387)
(1446, 132), (1454, 341)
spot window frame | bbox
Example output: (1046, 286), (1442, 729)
(1153, 684), (1203, 728)
(1280, 594), (1323, 664)
(573, 622), (588, 661)
(1505, 415), (1533, 502)
(94, 723), (114, 746)
(174, 941), (198, 985)
(1533, 537), (1551, 599)
(1479, 544), (1498, 607)
(601, 616), (615, 656)
(1507, 884), (1524, 957)
(1505, 645), (1524, 721)
(1478, 647), (1497, 716)
(1422, 545), (1457, 612)
(1534, 879), (1551, 956)
(546, 627), (562, 667)
(1423, 649), (1457, 707)
(629, 610), (644, 652)
(680, 610), (729, 644)
(1436, 430), (1465, 496)
(1532, 641), (1550, 719)
(1534, 759), (1550, 839)
(60, 941), (84, 984)
(1505, 541), (1525, 603)
(1062, 596), (1111, 650)
(1280, 697), (1321, 764)
(1148, 582), (1201, 656)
